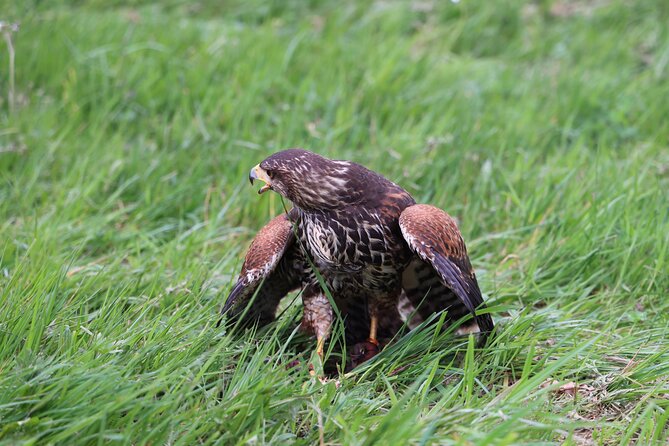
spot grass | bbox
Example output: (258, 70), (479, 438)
(1, 0), (668, 444)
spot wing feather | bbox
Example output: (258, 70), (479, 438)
(219, 213), (303, 327)
(399, 204), (494, 333)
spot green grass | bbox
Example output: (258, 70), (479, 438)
(1, 0), (668, 444)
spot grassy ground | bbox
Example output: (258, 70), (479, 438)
(1, 0), (668, 444)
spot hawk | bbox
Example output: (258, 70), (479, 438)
(221, 149), (493, 366)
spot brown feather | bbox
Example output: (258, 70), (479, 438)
(239, 214), (294, 275)
(399, 204), (494, 333)
(220, 213), (303, 327)
(223, 150), (493, 370)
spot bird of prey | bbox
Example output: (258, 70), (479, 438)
(221, 149), (493, 366)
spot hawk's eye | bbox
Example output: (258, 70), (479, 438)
(266, 170), (275, 179)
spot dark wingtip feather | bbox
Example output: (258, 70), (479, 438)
(433, 252), (494, 333)
(216, 280), (246, 327)
(476, 312), (495, 333)
(431, 253), (476, 312)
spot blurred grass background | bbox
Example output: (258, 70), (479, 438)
(1, 0), (668, 444)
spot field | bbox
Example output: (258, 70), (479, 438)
(1, 0), (668, 444)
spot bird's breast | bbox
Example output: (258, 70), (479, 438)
(298, 209), (408, 277)
(300, 213), (353, 269)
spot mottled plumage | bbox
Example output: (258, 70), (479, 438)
(222, 149), (493, 363)
(221, 212), (305, 327)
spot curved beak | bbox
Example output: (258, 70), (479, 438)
(249, 164), (272, 194)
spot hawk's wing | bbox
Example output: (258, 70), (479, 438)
(219, 213), (304, 328)
(398, 204), (494, 333)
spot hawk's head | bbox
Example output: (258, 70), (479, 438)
(249, 149), (362, 210)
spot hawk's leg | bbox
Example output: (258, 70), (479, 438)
(368, 299), (380, 346)
(316, 335), (326, 360)
(300, 290), (333, 375)
(350, 297), (404, 368)
(347, 300), (381, 369)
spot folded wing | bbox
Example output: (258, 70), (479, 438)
(399, 204), (494, 333)
(219, 213), (304, 327)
